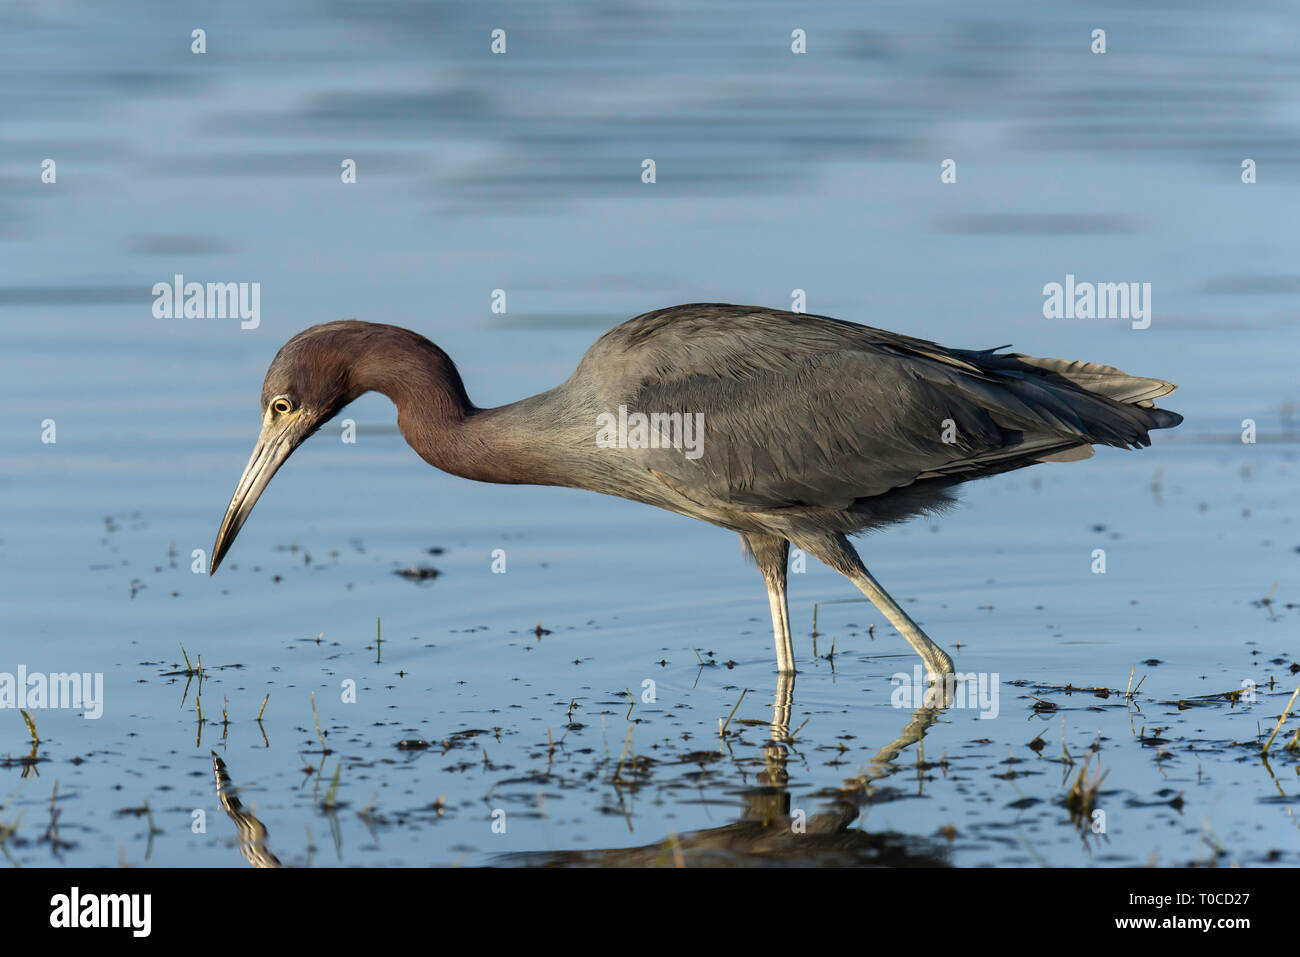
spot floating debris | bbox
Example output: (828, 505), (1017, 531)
(395, 565), (441, 582)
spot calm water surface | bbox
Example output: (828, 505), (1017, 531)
(1, 1), (1297, 866)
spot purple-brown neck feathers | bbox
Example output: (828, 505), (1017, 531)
(266, 321), (546, 486)
(346, 325), (472, 462)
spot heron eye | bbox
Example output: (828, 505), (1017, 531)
(271, 398), (294, 416)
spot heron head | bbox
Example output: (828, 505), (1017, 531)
(210, 323), (364, 575)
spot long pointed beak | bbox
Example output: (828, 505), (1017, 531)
(210, 423), (296, 575)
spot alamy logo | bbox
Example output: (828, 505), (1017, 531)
(49, 888), (150, 937)
(1042, 274), (1151, 329)
(891, 666), (1000, 718)
(0, 666), (104, 719)
(152, 274), (260, 329)
(595, 405), (705, 460)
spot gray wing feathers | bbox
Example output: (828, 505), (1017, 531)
(584, 305), (1181, 511)
(994, 353), (1178, 406)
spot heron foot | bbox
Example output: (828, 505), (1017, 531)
(924, 648), (955, 683)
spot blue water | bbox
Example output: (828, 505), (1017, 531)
(1, 1), (1297, 867)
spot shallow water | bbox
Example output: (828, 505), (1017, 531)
(1, 1), (1298, 867)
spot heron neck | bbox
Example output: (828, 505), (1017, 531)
(363, 343), (551, 486)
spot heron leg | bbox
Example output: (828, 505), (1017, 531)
(793, 532), (954, 681)
(770, 669), (794, 742)
(743, 533), (794, 674)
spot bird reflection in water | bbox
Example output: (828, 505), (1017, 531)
(208, 675), (954, 867)
(501, 674), (954, 867)
(212, 752), (285, 868)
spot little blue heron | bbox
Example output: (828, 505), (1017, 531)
(211, 303), (1181, 679)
